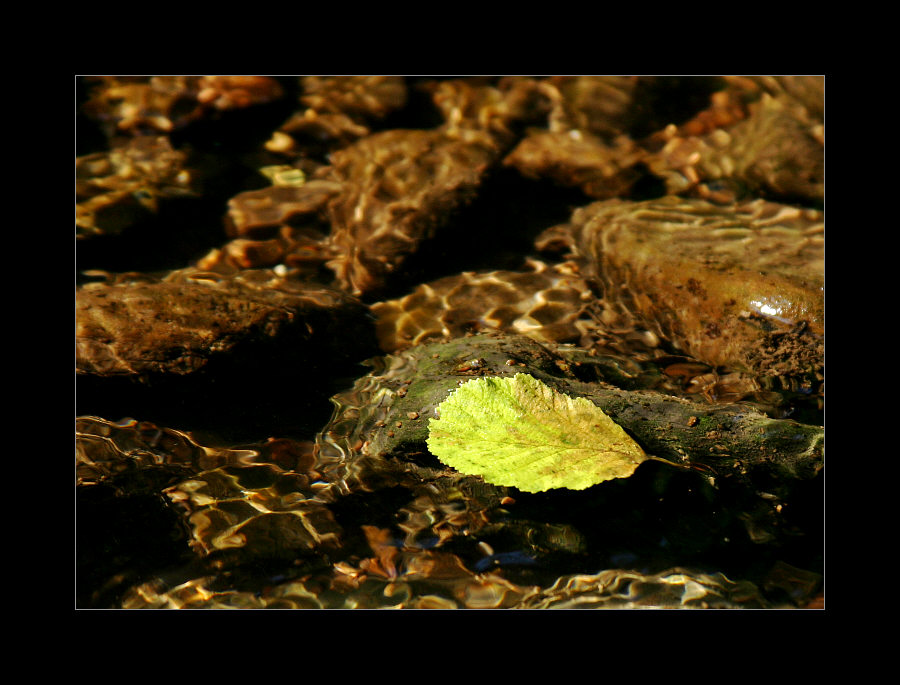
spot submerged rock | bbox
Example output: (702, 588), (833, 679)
(318, 128), (504, 297)
(224, 180), (342, 241)
(721, 75), (825, 123)
(538, 75), (639, 140)
(503, 130), (648, 199)
(197, 179), (344, 277)
(313, 333), (822, 496)
(540, 196), (824, 389)
(75, 267), (377, 437)
(645, 92), (824, 205)
(265, 76), (408, 158)
(82, 75), (285, 137)
(76, 136), (199, 239)
(496, 76), (823, 207)
(422, 77), (552, 143)
(370, 259), (596, 353)
(76, 267), (373, 380)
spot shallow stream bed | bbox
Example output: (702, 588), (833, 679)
(75, 76), (824, 609)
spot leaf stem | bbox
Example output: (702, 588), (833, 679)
(647, 455), (713, 474)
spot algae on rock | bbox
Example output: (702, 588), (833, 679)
(315, 333), (822, 496)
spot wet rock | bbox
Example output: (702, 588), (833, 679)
(642, 76), (822, 146)
(538, 76), (639, 140)
(722, 75), (825, 122)
(318, 128), (504, 297)
(75, 419), (340, 606)
(216, 129), (508, 299)
(503, 130), (648, 199)
(646, 84), (751, 140)
(76, 413), (561, 609)
(299, 76), (408, 121)
(82, 75), (285, 137)
(195, 179), (344, 277)
(265, 76), (408, 158)
(76, 267), (373, 378)
(423, 77), (551, 142)
(540, 196), (824, 388)
(76, 136), (199, 239)
(118, 552), (539, 609)
(370, 211), (817, 418)
(499, 76), (823, 207)
(528, 76), (728, 143)
(308, 332), (821, 584)
(313, 333), (822, 495)
(308, 79), (571, 299)
(224, 179), (342, 240)
(75, 267), (377, 437)
(75, 132), (272, 276)
(645, 92), (824, 204)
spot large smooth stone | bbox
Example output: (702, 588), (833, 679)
(544, 196), (823, 382)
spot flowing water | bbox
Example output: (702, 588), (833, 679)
(75, 76), (824, 609)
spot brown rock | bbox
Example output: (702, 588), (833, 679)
(300, 75), (407, 120)
(721, 75), (824, 122)
(545, 196), (823, 380)
(224, 180), (343, 239)
(503, 130), (647, 199)
(82, 75), (284, 136)
(265, 76), (408, 157)
(76, 136), (198, 239)
(423, 77), (550, 142)
(320, 128), (502, 297)
(645, 93), (824, 204)
(542, 76), (638, 139)
(76, 268), (373, 379)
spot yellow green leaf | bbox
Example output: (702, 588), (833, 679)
(426, 373), (647, 493)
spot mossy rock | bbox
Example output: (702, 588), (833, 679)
(314, 332), (822, 496)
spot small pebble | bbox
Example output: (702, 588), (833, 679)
(407, 412), (419, 420)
